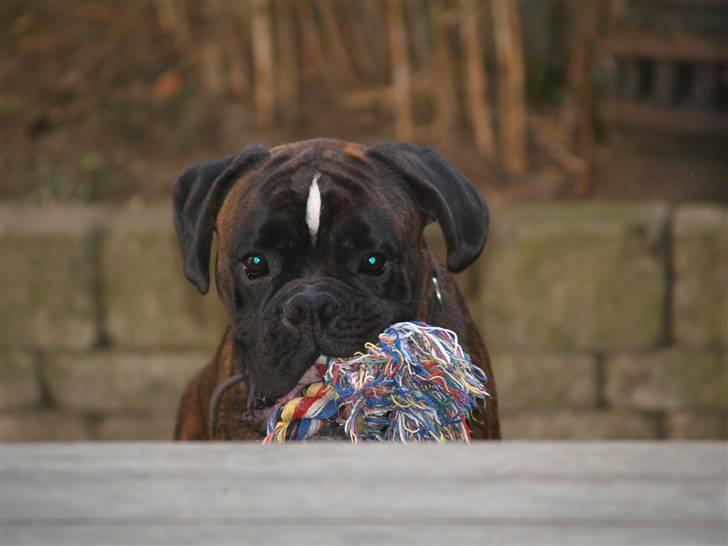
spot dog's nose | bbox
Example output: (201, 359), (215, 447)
(283, 290), (341, 327)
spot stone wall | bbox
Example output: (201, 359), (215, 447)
(1, 203), (726, 441)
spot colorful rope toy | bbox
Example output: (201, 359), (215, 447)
(262, 321), (489, 444)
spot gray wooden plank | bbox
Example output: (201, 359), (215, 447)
(1, 442), (726, 546)
(3, 522), (727, 546)
(2, 442), (724, 479)
(3, 472), (725, 521)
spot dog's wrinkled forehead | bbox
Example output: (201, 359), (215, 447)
(215, 141), (418, 251)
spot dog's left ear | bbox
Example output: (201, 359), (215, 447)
(367, 141), (489, 273)
(173, 144), (270, 294)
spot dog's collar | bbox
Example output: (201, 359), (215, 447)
(208, 373), (246, 438)
(426, 256), (444, 324)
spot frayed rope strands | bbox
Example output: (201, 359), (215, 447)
(262, 321), (489, 444)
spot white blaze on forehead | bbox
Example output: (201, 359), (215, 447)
(305, 173), (322, 244)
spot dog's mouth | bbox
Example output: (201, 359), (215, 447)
(242, 356), (329, 434)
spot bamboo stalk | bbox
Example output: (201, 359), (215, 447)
(562, 0), (600, 197)
(492, 0), (528, 176)
(185, 0), (225, 98)
(153, 0), (190, 49)
(339, 0), (379, 81)
(387, 0), (413, 141)
(275, 0), (299, 126)
(294, 0), (331, 83)
(407, 0), (431, 71)
(215, 1), (251, 99)
(561, 0), (581, 135)
(460, 0), (494, 158)
(431, 1), (458, 141)
(251, 0), (275, 128)
(199, 35), (225, 97)
(315, 0), (356, 84)
(358, 0), (390, 83)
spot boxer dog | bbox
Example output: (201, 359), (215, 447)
(173, 139), (500, 440)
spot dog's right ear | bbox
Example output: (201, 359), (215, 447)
(173, 144), (270, 294)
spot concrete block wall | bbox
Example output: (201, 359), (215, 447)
(476, 204), (727, 440)
(1, 203), (725, 441)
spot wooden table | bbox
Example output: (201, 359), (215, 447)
(1, 442), (726, 545)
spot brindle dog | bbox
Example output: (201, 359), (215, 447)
(173, 139), (500, 440)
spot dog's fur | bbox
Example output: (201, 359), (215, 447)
(172, 139), (500, 440)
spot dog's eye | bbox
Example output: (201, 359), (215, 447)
(359, 253), (386, 276)
(242, 254), (269, 279)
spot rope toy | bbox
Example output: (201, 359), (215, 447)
(262, 321), (489, 444)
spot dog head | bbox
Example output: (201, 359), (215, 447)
(173, 139), (488, 411)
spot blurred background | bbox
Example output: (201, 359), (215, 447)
(0, 0), (726, 441)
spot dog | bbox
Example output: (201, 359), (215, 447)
(172, 139), (500, 440)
